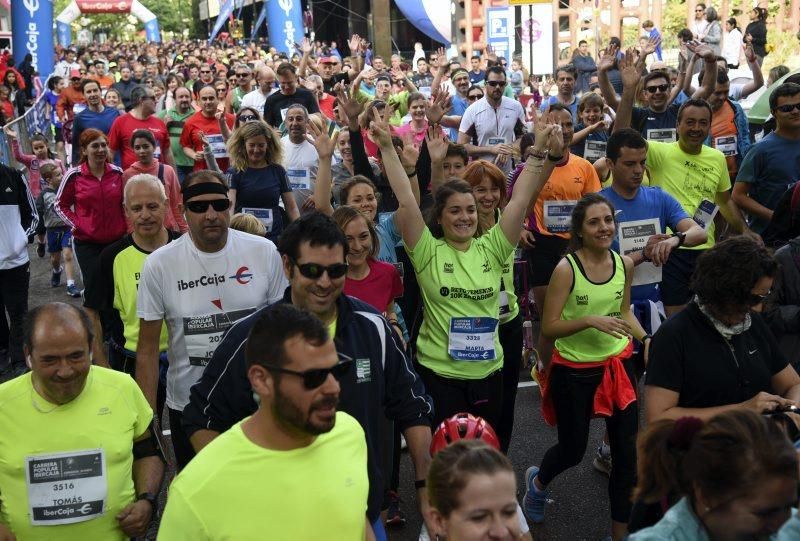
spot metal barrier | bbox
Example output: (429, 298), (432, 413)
(1, 84), (55, 170)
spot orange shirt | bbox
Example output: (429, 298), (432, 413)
(710, 100), (738, 179)
(92, 74), (116, 91)
(532, 153), (601, 239)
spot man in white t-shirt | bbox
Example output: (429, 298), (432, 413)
(240, 66), (277, 112)
(458, 66), (526, 173)
(135, 170), (287, 470)
(280, 104), (319, 213)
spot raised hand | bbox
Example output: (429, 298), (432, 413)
(390, 67), (406, 83)
(426, 90), (451, 124)
(532, 112), (561, 155)
(335, 82), (364, 127)
(215, 102), (225, 121)
(368, 103), (395, 148)
(3, 126), (16, 139)
(434, 46), (449, 69)
(306, 120), (339, 160)
(295, 37), (313, 56)
(686, 40), (714, 61)
(743, 42), (757, 63)
(398, 133), (420, 169)
(619, 48), (640, 90)
(641, 35), (661, 57)
(485, 44), (497, 62)
(348, 34), (361, 55)
(426, 125), (449, 163)
(597, 45), (619, 72)
(542, 76), (555, 95)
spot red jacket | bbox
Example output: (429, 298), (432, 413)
(55, 162), (127, 244)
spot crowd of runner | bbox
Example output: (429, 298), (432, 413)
(0, 6), (800, 539)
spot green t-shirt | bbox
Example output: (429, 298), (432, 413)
(406, 225), (515, 379)
(158, 108), (195, 167)
(387, 91), (410, 127)
(158, 412), (368, 540)
(495, 210), (519, 324)
(0, 368), (152, 540)
(555, 251), (629, 362)
(646, 141), (730, 250)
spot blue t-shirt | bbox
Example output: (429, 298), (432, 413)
(631, 103), (681, 140)
(539, 95), (578, 121)
(735, 132), (800, 233)
(447, 94), (469, 141)
(600, 185), (689, 300)
(71, 107), (122, 164)
(468, 70), (486, 85)
(570, 123), (609, 159)
(229, 164), (291, 242)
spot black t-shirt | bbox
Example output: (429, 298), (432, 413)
(646, 302), (788, 408)
(229, 164), (291, 242)
(262, 87), (320, 128)
(322, 72), (350, 94)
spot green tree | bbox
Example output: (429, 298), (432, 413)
(52, 0), (199, 40)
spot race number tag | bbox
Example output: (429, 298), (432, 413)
(498, 291), (511, 318)
(619, 218), (662, 286)
(584, 140), (607, 162)
(487, 137), (506, 147)
(693, 199), (719, 230)
(72, 103), (87, 115)
(242, 208), (273, 233)
(183, 308), (255, 367)
(287, 168), (311, 190)
(26, 449), (106, 526)
(206, 134), (228, 158)
(714, 135), (738, 156)
(543, 200), (578, 233)
(153, 143), (162, 160)
(646, 128), (676, 143)
(448, 317), (498, 361)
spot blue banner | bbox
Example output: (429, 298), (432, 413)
(266, 0), (303, 54)
(57, 21), (72, 47)
(253, 1), (268, 36)
(144, 19), (161, 42)
(209, 0), (234, 43)
(11, 0), (55, 78)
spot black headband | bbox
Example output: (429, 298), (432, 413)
(181, 182), (229, 202)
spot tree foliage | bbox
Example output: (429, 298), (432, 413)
(52, 0), (198, 39)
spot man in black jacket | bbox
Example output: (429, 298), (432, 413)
(182, 212), (434, 537)
(0, 164), (38, 376)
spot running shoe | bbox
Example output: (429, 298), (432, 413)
(51, 268), (62, 288)
(36, 242), (45, 258)
(593, 446), (612, 476)
(385, 490), (406, 527)
(66, 284), (81, 298)
(523, 465), (547, 523)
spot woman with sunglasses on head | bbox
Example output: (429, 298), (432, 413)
(645, 236), (800, 425)
(226, 120), (298, 243)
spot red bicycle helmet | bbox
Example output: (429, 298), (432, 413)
(430, 413), (500, 456)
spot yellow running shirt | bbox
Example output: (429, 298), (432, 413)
(158, 412), (369, 540)
(0, 367), (152, 541)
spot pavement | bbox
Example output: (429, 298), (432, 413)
(20, 244), (613, 540)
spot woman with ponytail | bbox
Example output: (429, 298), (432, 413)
(630, 410), (799, 539)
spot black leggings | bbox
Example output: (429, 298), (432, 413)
(497, 314), (522, 453)
(538, 360), (638, 523)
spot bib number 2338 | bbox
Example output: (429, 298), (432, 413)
(448, 317), (498, 361)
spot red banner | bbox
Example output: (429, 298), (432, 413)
(75, 0), (132, 13)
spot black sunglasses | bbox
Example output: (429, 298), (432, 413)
(263, 360), (353, 389)
(749, 290), (771, 306)
(184, 199), (231, 213)
(468, 93), (483, 100)
(238, 114), (258, 122)
(486, 80), (506, 87)
(776, 103), (800, 113)
(236, 72), (250, 77)
(290, 258), (348, 280)
(200, 70), (212, 74)
(645, 83), (670, 93)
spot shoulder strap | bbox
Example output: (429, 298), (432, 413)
(157, 163), (165, 185)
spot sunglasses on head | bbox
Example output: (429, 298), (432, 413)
(263, 360), (352, 389)
(486, 80), (506, 87)
(646, 83), (670, 93)
(184, 199), (231, 213)
(291, 258), (348, 280)
(776, 103), (800, 113)
(238, 114), (258, 122)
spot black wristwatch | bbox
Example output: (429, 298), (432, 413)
(137, 492), (158, 512)
(671, 231), (686, 247)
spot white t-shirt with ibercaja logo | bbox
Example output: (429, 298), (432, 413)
(137, 229), (287, 410)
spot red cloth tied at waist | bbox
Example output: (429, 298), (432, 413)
(539, 340), (635, 427)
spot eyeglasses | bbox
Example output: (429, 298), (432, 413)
(749, 290), (771, 306)
(467, 94), (483, 100)
(290, 258), (348, 280)
(236, 72), (250, 77)
(486, 80), (506, 87)
(645, 83), (670, 93)
(184, 199), (231, 213)
(145, 80), (154, 84)
(238, 114), (258, 122)
(775, 103), (800, 113)
(200, 70), (212, 74)
(262, 360), (352, 390)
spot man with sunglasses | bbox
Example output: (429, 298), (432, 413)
(458, 65), (526, 172)
(198, 65), (215, 86)
(136, 170), (287, 471)
(159, 304), (372, 540)
(108, 85), (174, 170)
(733, 83), (800, 234)
(240, 66), (277, 112)
(223, 63), (252, 115)
(182, 213), (434, 540)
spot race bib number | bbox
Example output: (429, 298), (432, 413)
(26, 449), (106, 526)
(206, 134), (228, 158)
(487, 137), (506, 147)
(714, 135), (738, 156)
(418, 87), (432, 98)
(448, 317), (498, 361)
(646, 128), (676, 143)
(543, 200), (578, 233)
(619, 218), (662, 286)
(498, 291), (511, 318)
(72, 103), (87, 115)
(287, 168), (311, 190)
(183, 308), (255, 367)
(153, 143), (162, 160)
(693, 199), (719, 230)
(584, 140), (607, 162)
(242, 208), (273, 233)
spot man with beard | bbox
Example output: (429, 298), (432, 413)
(71, 79), (121, 164)
(281, 104), (319, 213)
(108, 85), (174, 170)
(135, 171), (287, 471)
(614, 56), (754, 317)
(539, 64), (579, 120)
(180, 85), (235, 172)
(158, 86), (196, 184)
(159, 304), (372, 539)
(240, 66), (276, 112)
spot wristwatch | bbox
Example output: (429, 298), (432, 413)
(671, 231), (686, 247)
(137, 492), (158, 512)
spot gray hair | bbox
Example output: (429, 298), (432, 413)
(286, 103), (309, 120)
(130, 84), (154, 106)
(124, 174), (167, 206)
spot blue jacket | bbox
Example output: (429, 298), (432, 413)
(704, 99), (751, 169)
(181, 287), (433, 523)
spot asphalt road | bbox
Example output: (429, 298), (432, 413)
(23, 245), (612, 540)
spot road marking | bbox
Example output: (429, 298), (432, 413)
(518, 381), (538, 388)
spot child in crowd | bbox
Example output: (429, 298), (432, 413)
(229, 212), (267, 237)
(39, 163), (81, 297)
